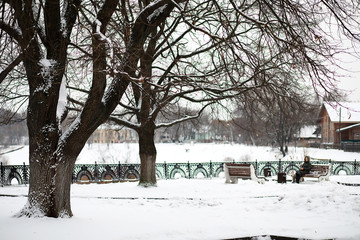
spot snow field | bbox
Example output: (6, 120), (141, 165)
(1, 177), (360, 240)
(1, 143), (360, 239)
(3, 143), (360, 165)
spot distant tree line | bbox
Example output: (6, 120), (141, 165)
(0, 100), (318, 151)
(0, 109), (28, 146)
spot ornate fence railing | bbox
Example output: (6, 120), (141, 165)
(1, 159), (359, 185)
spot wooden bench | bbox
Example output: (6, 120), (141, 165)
(300, 164), (331, 182)
(224, 163), (264, 184)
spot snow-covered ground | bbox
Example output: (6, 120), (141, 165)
(1, 177), (360, 240)
(2, 143), (360, 165)
(1, 143), (360, 240)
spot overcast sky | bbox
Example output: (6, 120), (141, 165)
(337, 54), (360, 102)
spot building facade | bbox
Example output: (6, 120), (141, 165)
(318, 102), (360, 146)
(89, 125), (137, 144)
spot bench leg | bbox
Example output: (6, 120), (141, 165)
(229, 177), (238, 184)
(318, 176), (330, 182)
(226, 176), (239, 184)
(257, 178), (265, 184)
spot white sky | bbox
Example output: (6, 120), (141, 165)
(337, 57), (360, 101)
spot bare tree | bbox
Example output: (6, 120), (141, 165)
(0, 0), (181, 217)
(234, 70), (322, 156)
(108, 0), (360, 185)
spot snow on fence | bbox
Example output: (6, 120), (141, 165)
(1, 159), (359, 185)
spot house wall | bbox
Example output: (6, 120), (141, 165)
(319, 107), (360, 144)
(319, 109), (345, 144)
(349, 126), (360, 140)
(333, 123), (344, 144)
(319, 103), (360, 148)
(319, 109), (333, 143)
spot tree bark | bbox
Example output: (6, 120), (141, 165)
(18, 154), (75, 217)
(138, 124), (157, 187)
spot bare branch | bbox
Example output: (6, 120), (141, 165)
(0, 54), (23, 84)
(155, 102), (214, 129)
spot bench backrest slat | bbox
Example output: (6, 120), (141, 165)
(225, 163), (252, 177)
(226, 163), (251, 167)
(228, 168), (251, 176)
(310, 164), (329, 173)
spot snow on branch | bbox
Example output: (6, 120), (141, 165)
(56, 77), (67, 122)
(60, 0), (69, 37)
(94, 19), (114, 60)
(34, 59), (57, 93)
(155, 102), (214, 129)
(147, 4), (169, 23)
(39, 58), (57, 78)
(134, 0), (185, 31)
(109, 116), (141, 130)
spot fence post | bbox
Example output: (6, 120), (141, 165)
(329, 159), (333, 175)
(187, 161), (191, 179)
(354, 159), (357, 175)
(255, 159), (258, 176)
(164, 161), (168, 180)
(94, 161), (99, 182)
(118, 161), (121, 180)
(278, 159), (282, 173)
(210, 160), (213, 179)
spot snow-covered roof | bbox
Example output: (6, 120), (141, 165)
(323, 102), (360, 123)
(297, 125), (320, 139)
(336, 123), (360, 132)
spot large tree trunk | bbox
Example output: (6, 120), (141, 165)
(16, 64), (78, 217)
(138, 126), (157, 187)
(19, 154), (75, 217)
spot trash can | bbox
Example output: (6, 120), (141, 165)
(277, 172), (286, 183)
(264, 168), (271, 177)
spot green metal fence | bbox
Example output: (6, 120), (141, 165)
(1, 158), (358, 185)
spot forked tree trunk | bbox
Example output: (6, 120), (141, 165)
(10, 0), (176, 218)
(138, 126), (157, 187)
(17, 89), (78, 217)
